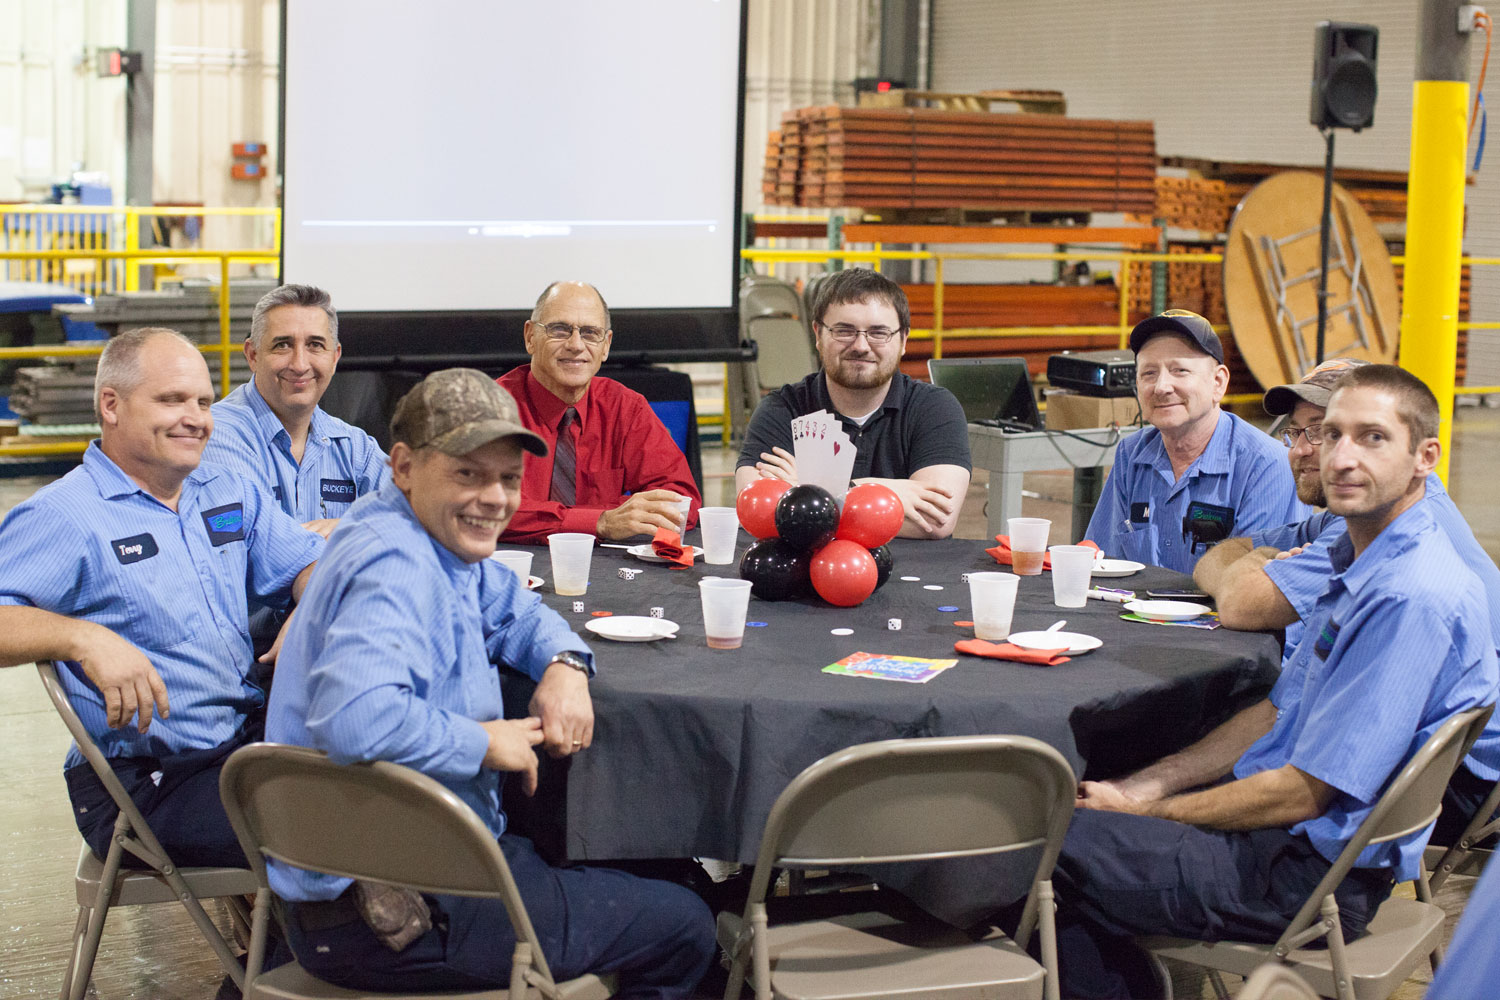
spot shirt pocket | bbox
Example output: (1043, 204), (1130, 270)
(116, 554), (201, 650)
(1114, 520), (1158, 564)
(579, 466), (626, 506)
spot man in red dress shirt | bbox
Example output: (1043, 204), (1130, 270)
(497, 281), (702, 543)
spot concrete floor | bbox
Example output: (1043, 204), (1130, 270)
(2, 406), (1497, 999)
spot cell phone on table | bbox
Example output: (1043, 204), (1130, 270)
(1145, 589), (1212, 601)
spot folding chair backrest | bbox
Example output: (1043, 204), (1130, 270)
(740, 274), (806, 324)
(219, 742), (549, 974)
(1276, 705), (1493, 947)
(756, 735), (1076, 870)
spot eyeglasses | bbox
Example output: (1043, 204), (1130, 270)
(1280, 424), (1324, 447)
(537, 321), (607, 345)
(819, 323), (901, 346)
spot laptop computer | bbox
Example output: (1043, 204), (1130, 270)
(927, 357), (1043, 433)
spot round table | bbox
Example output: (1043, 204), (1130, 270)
(511, 534), (1282, 925)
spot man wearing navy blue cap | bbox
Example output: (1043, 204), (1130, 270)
(1084, 309), (1307, 572)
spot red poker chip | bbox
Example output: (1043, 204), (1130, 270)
(953, 620), (975, 627)
(590, 611), (614, 617)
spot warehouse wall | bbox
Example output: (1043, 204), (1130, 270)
(0, 0), (278, 251)
(930, 0), (1500, 386)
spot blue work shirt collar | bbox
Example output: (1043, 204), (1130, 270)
(1134, 409), (1232, 480)
(241, 376), (337, 453)
(82, 439), (219, 502)
(1326, 490), (1436, 598)
(373, 478), (479, 589)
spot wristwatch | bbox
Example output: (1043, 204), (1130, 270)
(549, 651), (591, 677)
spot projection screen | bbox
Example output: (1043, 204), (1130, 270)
(280, 0), (747, 364)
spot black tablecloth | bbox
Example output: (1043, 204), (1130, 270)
(513, 534), (1281, 925)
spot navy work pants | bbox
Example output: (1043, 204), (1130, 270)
(65, 719), (261, 869)
(1433, 764), (1499, 848)
(283, 834), (715, 1000)
(1051, 809), (1394, 999)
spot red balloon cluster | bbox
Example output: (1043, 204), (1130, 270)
(735, 480), (903, 608)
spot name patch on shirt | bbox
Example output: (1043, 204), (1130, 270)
(201, 503), (246, 546)
(320, 479), (356, 503)
(1130, 502), (1151, 524)
(272, 485), (284, 503)
(111, 533), (159, 564)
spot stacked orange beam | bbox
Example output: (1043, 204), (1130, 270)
(763, 106), (1156, 213)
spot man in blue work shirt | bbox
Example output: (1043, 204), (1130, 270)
(1196, 359), (1500, 846)
(1084, 309), (1306, 572)
(265, 368), (714, 997)
(1045, 365), (1497, 998)
(202, 284), (387, 539)
(0, 327), (322, 867)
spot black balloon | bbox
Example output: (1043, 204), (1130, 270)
(774, 484), (840, 551)
(869, 544), (892, 590)
(738, 538), (811, 601)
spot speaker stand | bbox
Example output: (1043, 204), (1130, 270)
(1315, 128), (1336, 364)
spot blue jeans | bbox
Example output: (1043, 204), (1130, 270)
(283, 835), (714, 1000)
(1051, 809), (1394, 999)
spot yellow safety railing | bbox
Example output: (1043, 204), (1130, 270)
(0, 248), (277, 459)
(739, 245), (1500, 401)
(1, 204), (279, 296)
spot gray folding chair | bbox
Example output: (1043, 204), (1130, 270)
(219, 742), (616, 1000)
(35, 661), (254, 1000)
(730, 274), (820, 440)
(1140, 705), (1494, 1000)
(1239, 963), (1321, 1000)
(717, 735), (1077, 1000)
(1422, 773), (1500, 893)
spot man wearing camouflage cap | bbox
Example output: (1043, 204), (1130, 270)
(1195, 358), (1500, 847)
(265, 369), (714, 996)
(1084, 309), (1307, 573)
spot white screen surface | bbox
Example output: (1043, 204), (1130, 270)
(282, 1), (742, 314)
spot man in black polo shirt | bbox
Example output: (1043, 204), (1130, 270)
(735, 268), (971, 538)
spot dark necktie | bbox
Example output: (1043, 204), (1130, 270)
(550, 407), (578, 506)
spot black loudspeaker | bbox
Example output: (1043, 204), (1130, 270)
(1311, 21), (1379, 131)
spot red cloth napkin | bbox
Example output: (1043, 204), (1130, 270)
(985, 536), (1099, 569)
(651, 528), (694, 569)
(954, 639), (1071, 666)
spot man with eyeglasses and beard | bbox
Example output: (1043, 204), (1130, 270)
(735, 268), (972, 539)
(1195, 358), (1500, 847)
(496, 281), (702, 543)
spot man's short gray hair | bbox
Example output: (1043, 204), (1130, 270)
(530, 281), (611, 330)
(95, 327), (198, 419)
(249, 284), (338, 349)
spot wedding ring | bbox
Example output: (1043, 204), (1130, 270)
(571, 740), (583, 747)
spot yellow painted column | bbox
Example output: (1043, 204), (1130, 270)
(1400, 79), (1468, 484)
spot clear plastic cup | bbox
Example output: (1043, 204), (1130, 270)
(673, 495), (692, 529)
(1008, 517), (1051, 576)
(967, 571), (1020, 641)
(489, 549), (533, 583)
(698, 507), (740, 565)
(699, 578), (753, 649)
(547, 533), (594, 596)
(1049, 545), (1096, 609)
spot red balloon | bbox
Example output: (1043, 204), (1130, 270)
(809, 539), (879, 607)
(736, 478), (792, 539)
(836, 483), (904, 548)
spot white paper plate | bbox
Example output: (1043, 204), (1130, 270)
(627, 543), (703, 563)
(585, 616), (679, 642)
(526, 575), (543, 590)
(1007, 630), (1103, 654)
(1091, 559), (1145, 578)
(1123, 599), (1212, 622)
